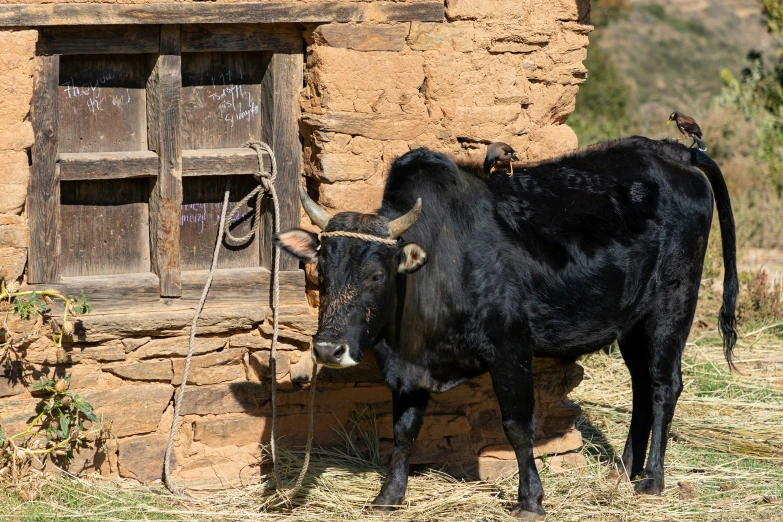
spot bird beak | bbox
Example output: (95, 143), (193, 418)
(667, 118), (672, 125)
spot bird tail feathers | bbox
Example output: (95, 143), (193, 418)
(695, 137), (707, 152)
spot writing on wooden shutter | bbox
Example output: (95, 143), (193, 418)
(179, 51), (269, 270)
(58, 54), (152, 277)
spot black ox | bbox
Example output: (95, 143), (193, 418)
(276, 136), (738, 520)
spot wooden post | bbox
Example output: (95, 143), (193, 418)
(28, 54), (60, 284)
(262, 49), (303, 271)
(147, 25), (183, 297)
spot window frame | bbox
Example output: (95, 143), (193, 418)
(28, 24), (304, 301)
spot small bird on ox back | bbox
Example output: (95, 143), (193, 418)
(668, 111), (707, 151)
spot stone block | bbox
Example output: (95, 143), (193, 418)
(120, 337), (151, 353)
(409, 21), (474, 52)
(314, 23), (409, 51)
(106, 360), (173, 382)
(316, 153), (380, 182)
(474, 23), (552, 53)
(477, 430), (584, 479)
(173, 446), (259, 488)
(0, 397), (41, 434)
(308, 47), (425, 113)
(135, 336), (227, 359)
(81, 384), (173, 437)
(0, 121), (34, 151)
(172, 349), (245, 385)
(118, 433), (169, 482)
(418, 414), (472, 439)
(317, 182), (385, 214)
(546, 452), (586, 473)
(302, 111), (428, 141)
(289, 352), (315, 382)
(0, 222), (28, 248)
(30, 343), (128, 365)
(0, 30), (37, 71)
(247, 351), (290, 381)
(0, 374), (26, 398)
(193, 415), (268, 447)
(0, 246), (26, 284)
(77, 345), (128, 362)
(422, 52), (531, 124)
(228, 331), (269, 350)
(178, 381), (269, 416)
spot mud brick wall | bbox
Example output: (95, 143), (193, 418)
(0, 0), (592, 487)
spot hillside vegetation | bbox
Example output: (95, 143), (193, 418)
(570, 0), (783, 251)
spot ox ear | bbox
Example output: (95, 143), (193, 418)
(275, 229), (319, 262)
(398, 243), (428, 274)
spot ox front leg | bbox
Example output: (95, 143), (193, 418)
(372, 388), (429, 509)
(489, 346), (545, 521)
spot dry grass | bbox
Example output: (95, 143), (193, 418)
(2, 329), (782, 521)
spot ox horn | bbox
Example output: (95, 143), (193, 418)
(299, 185), (333, 230)
(387, 198), (422, 239)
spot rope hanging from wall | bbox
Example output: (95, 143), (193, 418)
(162, 140), (318, 500)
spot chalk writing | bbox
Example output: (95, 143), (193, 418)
(62, 76), (132, 113)
(180, 202), (254, 234)
(208, 69), (259, 127)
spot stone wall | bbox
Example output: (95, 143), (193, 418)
(0, 0), (592, 486)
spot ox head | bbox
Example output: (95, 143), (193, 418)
(274, 187), (427, 368)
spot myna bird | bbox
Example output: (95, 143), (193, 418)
(484, 142), (519, 176)
(667, 111), (707, 151)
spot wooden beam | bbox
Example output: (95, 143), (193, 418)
(262, 50), (303, 271)
(59, 151), (159, 181)
(25, 267), (307, 314)
(0, 2), (444, 27)
(28, 54), (60, 284)
(147, 26), (183, 297)
(182, 148), (271, 177)
(37, 25), (160, 55)
(181, 24), (300, 53)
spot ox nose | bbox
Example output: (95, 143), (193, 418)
(312, 341), (349, 366)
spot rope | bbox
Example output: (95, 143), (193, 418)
(163, 180), (231, 497)
(318, 230), (397, 245)
(163, 141), (318, 501)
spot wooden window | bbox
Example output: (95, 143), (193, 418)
(29, 24), (303, 301)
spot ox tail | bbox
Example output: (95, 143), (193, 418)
(690, 149), (739, 370)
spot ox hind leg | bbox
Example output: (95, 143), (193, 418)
(372, 388), (429, 509)
(487, 333), (545, 521)
(617, 322), (654, 481)
(623, 291), (695, 495)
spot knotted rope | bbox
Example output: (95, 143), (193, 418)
(163, 141), (318, 500)
(318, 230), (397, 246)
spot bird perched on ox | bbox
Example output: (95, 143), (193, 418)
(668, 111), (707, 151)
(484, 141), (519, 175)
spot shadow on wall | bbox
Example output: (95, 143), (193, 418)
(188, 353), (590, 490)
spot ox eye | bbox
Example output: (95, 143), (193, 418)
(369, 273), (384, 284)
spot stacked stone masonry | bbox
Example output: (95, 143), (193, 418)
(0, 0), (592, 486)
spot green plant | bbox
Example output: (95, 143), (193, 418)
(0, 281), (93, 371)
(0, 280), (100, 490)
(760, 0), (783, 35)
(0, 374), (110, 485)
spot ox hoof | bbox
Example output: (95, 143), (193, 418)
(634, 477), (664, 496)
(371, 495), (403, 511)
(510, 505), (546, 521)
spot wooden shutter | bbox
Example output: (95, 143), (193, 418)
(28, 24), (303, 297)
